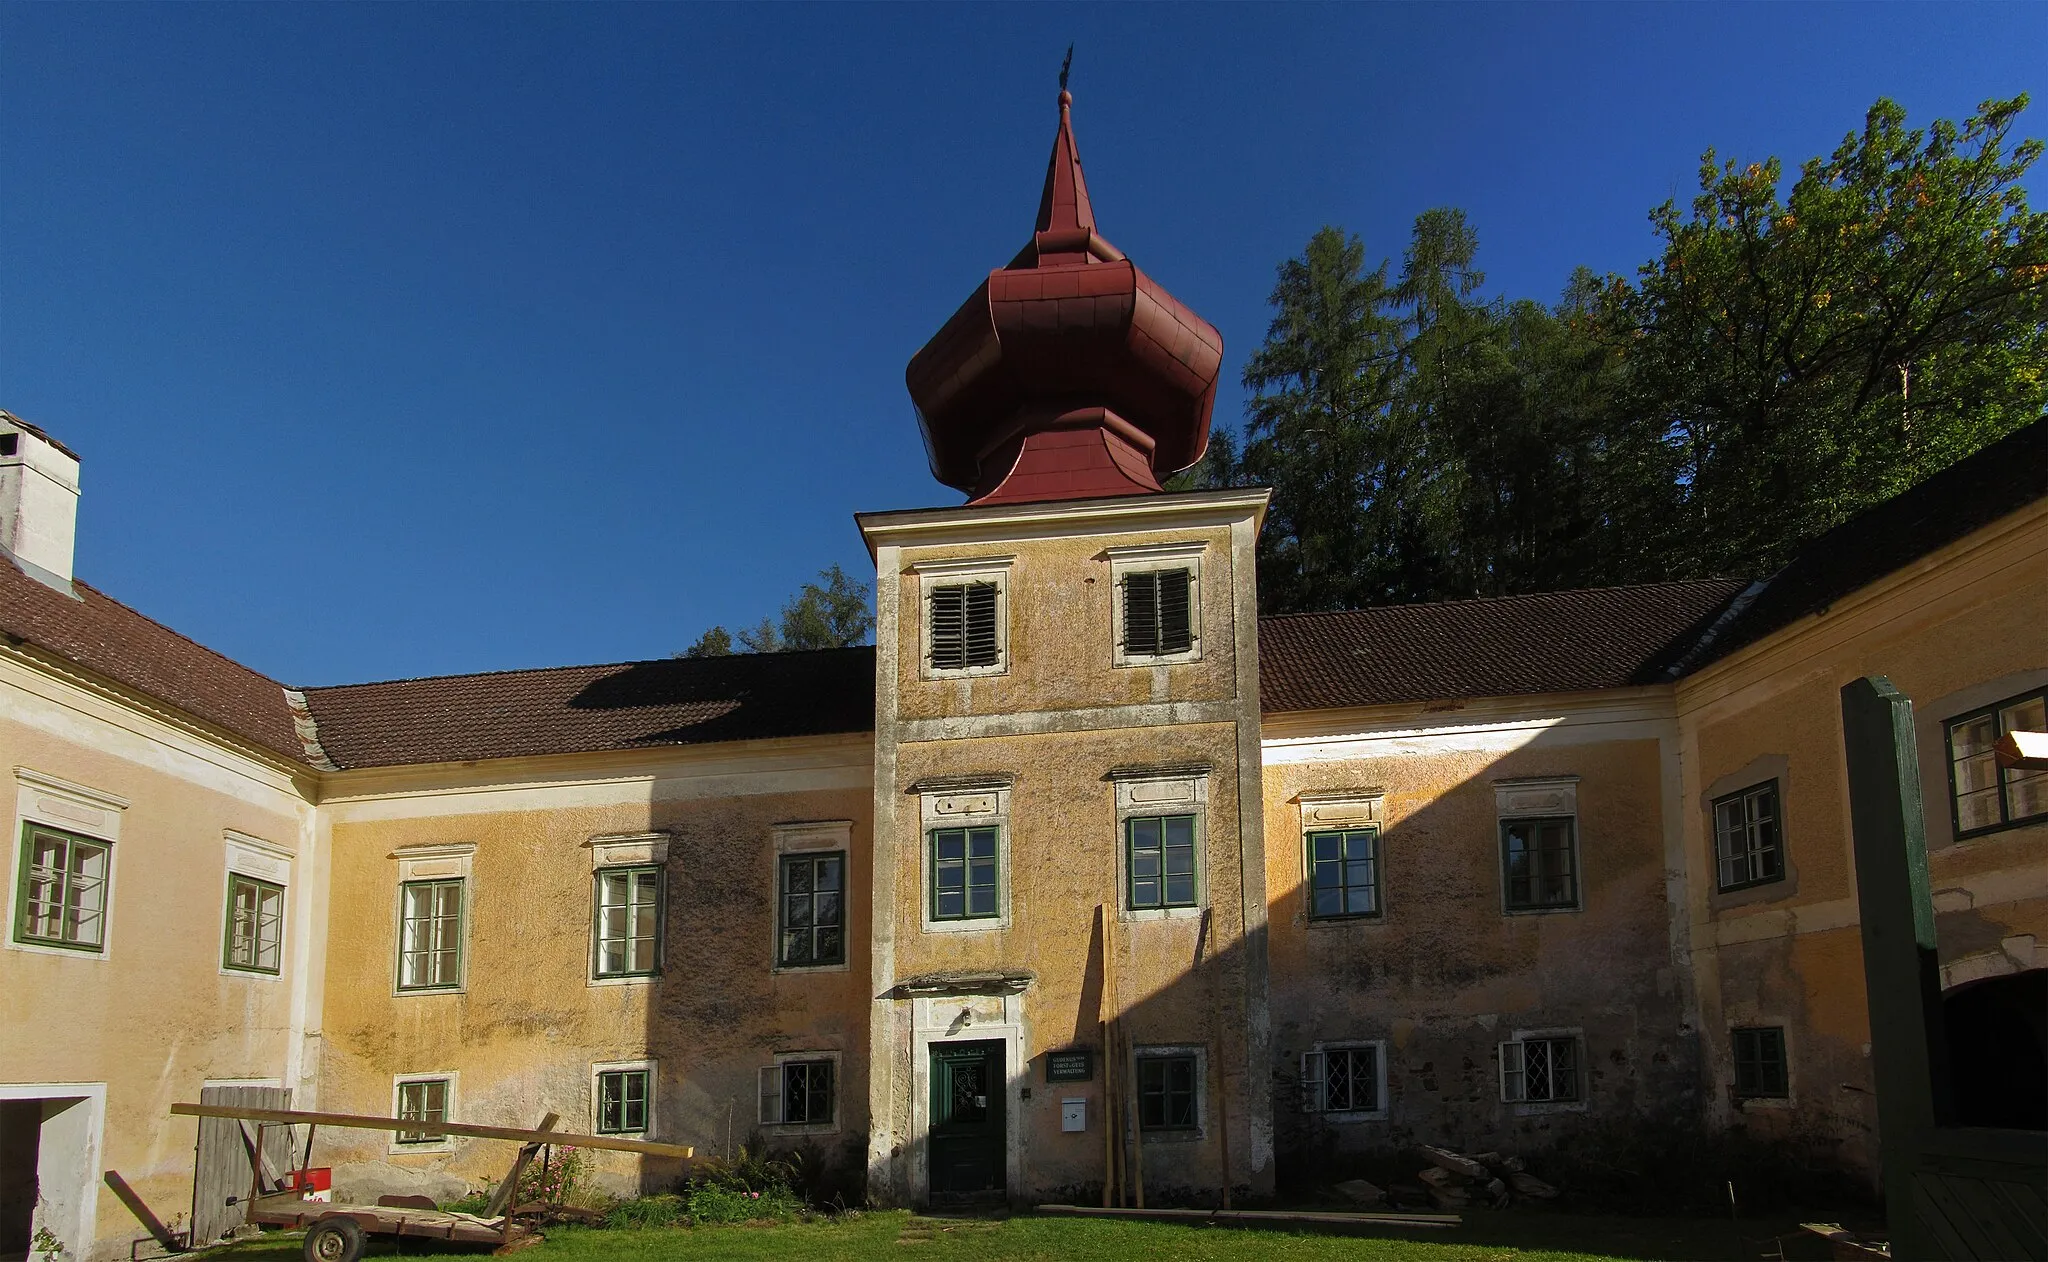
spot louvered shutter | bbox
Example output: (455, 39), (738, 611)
(1123, 573), (1159, 655)
(759, 1065), (784, 1124)
(963, 582), (999, 667)
(929, 585), (967, 670)
(1499, 1041), (1524, 1102)
(1301, 1050), (1326, 1112)
(1157, 568), (1192, 653)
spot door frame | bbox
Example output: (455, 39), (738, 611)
(909, 1001), (1021, 1207)
(0, 1082), (105, 1262)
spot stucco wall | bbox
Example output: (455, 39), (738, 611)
(314, 737), (874, 1201)
(1678, 498), (2048, 1169)
(0, 653), (316, 1260)
(1261, 696), (1696, 1166)
(863, 491), (1272, 1206)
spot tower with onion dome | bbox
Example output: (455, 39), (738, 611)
(859, 87), (1273, 1210)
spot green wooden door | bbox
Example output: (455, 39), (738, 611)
(929, 1041), (1005, 1199)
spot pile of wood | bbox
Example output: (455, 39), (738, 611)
(1408, 1146), (1558, 1210)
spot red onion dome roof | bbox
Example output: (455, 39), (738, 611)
(906, 91), (1224, 506)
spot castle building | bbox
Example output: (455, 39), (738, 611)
(2, 93), (2044, 1260)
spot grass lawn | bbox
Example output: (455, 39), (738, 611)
(206, 1207), (1841, 1261)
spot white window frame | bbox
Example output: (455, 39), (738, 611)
(220, 832), (293, 980)
(592, 1058), (657, 1138)
(8, 769), (126, 962)
(919, 783), (1011, 934)
(1132, 1043), (1207, 1143)
(390, 1072), (459, 1154)
(392, 844), (473, 995)
(1302, 1040), (1389, 1121)
(1106, 542), (1206, 667)
(772, 820), (853, 973)
(1114, 771), (1208, 923)
(914, 556), (1012, 680)
(587, 833), (668, 985)
(1494, 777), (1583, 914)
(1498, 1028), (1586, 1113)
(758, 1050), (841, 1134)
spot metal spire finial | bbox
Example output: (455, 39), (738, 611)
(1059, 44), (1073, 95)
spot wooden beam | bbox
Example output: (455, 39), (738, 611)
(485, 1113), (559, 1219)
(169, 1103), (692, 1159)
(102, 1171), (183, 1250)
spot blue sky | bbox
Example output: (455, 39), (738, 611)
(3, 3), (2041, 686)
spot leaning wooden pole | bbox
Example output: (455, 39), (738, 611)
(1098, 903), (1121, 1208)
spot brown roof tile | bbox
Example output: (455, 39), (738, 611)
(0, 562), (306, 761)
(1257, 580), (1750, 714)
(299, 648), (876, 770)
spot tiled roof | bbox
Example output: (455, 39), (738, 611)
(299, 648), (876, 770)
(1256, 580), (1751, 713)
(1675, 416), (2048, 673)
(0, 562), (307, 762)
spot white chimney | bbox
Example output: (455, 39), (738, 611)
(0, 412), (82, 595)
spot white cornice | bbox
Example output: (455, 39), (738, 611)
(1260, 686), (1677, 745)
(856, 488), (1270, 555)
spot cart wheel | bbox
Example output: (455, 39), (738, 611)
(303, 1217), (366, 1262)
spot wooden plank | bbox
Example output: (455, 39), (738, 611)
(1037, 1204), (1459, 1229)
(170, 1102), (692, 1159)
(191, 1084), (291, 1247)
(102, 1171), (181, 1249)
(485, 1113), (559, 1219)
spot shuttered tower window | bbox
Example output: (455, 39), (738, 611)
(1122, 568), (1193, 657)
(929, 582), (1000, 672)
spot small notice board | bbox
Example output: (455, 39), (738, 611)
(1046, 1048), (1094, 1082)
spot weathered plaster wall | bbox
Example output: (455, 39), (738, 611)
(863, 491), (1272, 1207)
(1677, 498), (2048, 1170)
(1261, 695), (1695, 1165)
(314, 737), (874, 1201)
(0, 651), (318, 1261)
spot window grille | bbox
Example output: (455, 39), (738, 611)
(1500, 1036), (1580, 1103)
(1302, 1045), (1379, 1112)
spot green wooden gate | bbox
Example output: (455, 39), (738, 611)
(1841, 677), (2047, 1260)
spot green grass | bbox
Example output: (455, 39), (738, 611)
(205, 1207), (1842, 1262)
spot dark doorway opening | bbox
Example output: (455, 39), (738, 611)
(928, 1040), (1005, 1203)
(1944, 968), (2047, 1130)
(0, 1100), (40, 1256)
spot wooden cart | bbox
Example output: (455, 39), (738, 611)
(166, 1101), (692, 1261)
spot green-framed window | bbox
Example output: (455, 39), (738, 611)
(1732, 1027), (1789, 1098)
(1307, 827), (1379, 919)
(779, 851), (846, 967)
(1501, 817), (1577, 911)
(1127, 814), (1198, 910)
(596, 1068), (651, 1135)
(13, 823), (111, 952)
(1946, 688), (2048, 838)
(1122, 568), (1194, 657)
(1713, 781), (1784, 892)
(930, 827), (999, 921)
(593, 865), (662, 978)
(395, 1078), (450, 1144)
(1136, 1053), (1198, 1131)
(397, 878), (463, 991)
(223, 872), (285, 974)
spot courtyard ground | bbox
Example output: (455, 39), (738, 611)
(204, 1207), (1855, 1261)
